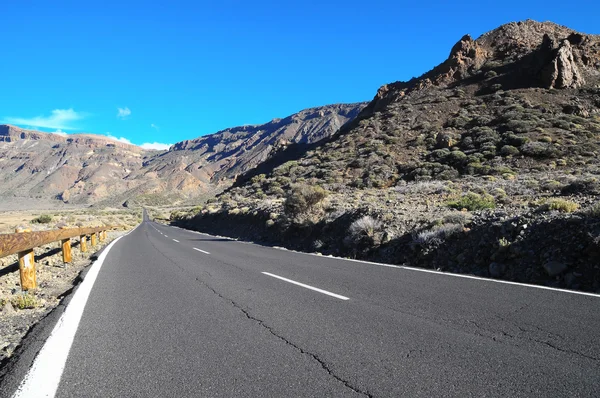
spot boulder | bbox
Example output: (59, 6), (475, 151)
(543, 261), (568, 277)
(489, 262), (507, 278)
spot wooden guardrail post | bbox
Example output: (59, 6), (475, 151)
(61, 238), (72, 263)
(99, 230), (105, 242)
(91, 232), (97, 246)
(80, 235), (88, 252)
(15, 227), (36, 290)
(18, 249), (36, 290)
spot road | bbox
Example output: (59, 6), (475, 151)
(9, 214), (600, 397)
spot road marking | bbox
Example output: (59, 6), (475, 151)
(164, 235), (168, 237)
(172, 239), (179, 243)
(168, 227), (600, 299)
(262, 272), (349, 300)
(193, 248), (210, 254)
(12, 232), (130, 398)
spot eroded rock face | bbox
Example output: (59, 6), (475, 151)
(540, 37), (585, 89)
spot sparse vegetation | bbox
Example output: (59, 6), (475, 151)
(348, 216), (384, 244)
(446, 192), (496, 211)
(414, 223), (463, 246)
(11, 293), (39, 309)
(31, 214), (53, 224)
(284, 184), (328, 217)
(540, 199), (579, 213)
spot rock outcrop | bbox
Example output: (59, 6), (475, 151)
(540, 36), (585, 89)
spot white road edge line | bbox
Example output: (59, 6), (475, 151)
(262, 272), (349, 301)
(172, 239), (179, 243)
(12, 226), (137, 398)
(193, 248), (210, 255)
(167, 225), (600, 299)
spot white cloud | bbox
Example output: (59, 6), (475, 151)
(140, 142), (172, 151)
(105, 133), (133, 145)
(51, 129), (68, 137)
(2, 108), (85, 130)
(117, 107), (131, 119)
(150, 123), (159, 130)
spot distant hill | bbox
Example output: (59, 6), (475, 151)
(0, 103), (365, 207)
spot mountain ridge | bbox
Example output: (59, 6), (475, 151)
(0, 102), (365, 206)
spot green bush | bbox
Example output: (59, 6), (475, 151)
(447, 192), (496, 211)
(32, 214), (53, 224)
(541, 199), (579, 213)
(284, 184), (328, 217)
(500, 145), (520, 156)
(11, 294), (38, 309)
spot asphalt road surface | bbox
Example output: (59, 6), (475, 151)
(12, 215), (600, 397)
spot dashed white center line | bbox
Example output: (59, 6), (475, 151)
(172, 239), (179, 243)
(193, 248), (210, 254)
(262, 272), (349, 300)
(164, 235), (168, 238)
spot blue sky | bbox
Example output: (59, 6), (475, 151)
(2, 1), (599, 149)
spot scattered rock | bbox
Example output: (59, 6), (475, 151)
(543, 261), (568, 277)
(489, 262), (507, 278)
(2, 300), (15, 314)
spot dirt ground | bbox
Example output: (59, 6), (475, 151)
(0, 208), (141, 234)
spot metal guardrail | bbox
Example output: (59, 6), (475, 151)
(0, 225), (121, 291)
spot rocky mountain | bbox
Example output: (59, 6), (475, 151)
(228, 20), (600, 192)
(176, 20), (600, 292)
(0, 103), (365, 207)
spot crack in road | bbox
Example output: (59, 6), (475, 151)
(147, 230), (373, 397)
(194, 276), (373, 397)
(373, 299), (598, 364)
(533, 339), (599, 362)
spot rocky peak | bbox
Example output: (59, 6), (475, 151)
(366, 20), (600, 113)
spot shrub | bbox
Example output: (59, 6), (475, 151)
(284, 184), (328, 217)
(11, 294), (38, 309)
(520, 142), (559, 158)
(587, 202), (600, 217)
(541, 199), (579, 213)
(414, 223), (464, 246)
(32, 214), (53, 224)
(348, 216), (383, 240)
(250, 174), (266, 185)
(500, 145), (520, 156)
(447, 192), (496, 211)
(443, 212), (470, 226)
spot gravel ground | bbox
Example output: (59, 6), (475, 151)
(0, 229), (129, 363)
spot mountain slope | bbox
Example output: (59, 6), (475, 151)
(0, 103), (365, 207)
(222, 20), (600, 195)
(176, 20), (600, 292)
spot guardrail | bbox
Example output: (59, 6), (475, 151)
(0, 226), (120, 291)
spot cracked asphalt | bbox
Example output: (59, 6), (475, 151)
(43, 218), (600, 396)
